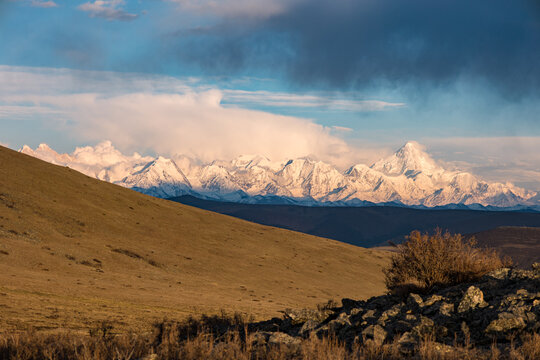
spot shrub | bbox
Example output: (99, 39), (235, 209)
(384, 230), (511, 294)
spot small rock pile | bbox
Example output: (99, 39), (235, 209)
(248, 267), (540, 350)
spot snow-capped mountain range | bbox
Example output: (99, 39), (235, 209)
(19, 141), (539, 208)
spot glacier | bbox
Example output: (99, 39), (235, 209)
(19, 140), (539, 209)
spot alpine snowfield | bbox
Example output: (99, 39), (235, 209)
(20, 141), (539, 208)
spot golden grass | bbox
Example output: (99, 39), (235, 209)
(0, 145), (391, 333)
(1, 321), (539, 360)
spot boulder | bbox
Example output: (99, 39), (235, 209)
(457, 286), (488, 312)
(362, 324), (387, 345)
(407, 293), (424, 309)
(268, 332), (301, 346)
(485, 313), (526, 334)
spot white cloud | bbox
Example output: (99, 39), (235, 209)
(170, 0), (303, 18)
(4, 65), (539, 190)
(0, 65), (365, 168)
(39, 91), (356, 167)
(30, 0), (58, 8)
(223, 90), (405, 111)
(331, 126), (353, 132)
(78, 0), (138, 21)
(424, 137), (540, 191)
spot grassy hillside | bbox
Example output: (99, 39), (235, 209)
(471, 226), (540, 268)
(172, 195), (540, 247)
(0, 146), (390, 333)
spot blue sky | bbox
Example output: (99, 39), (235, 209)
(1, 0), (540, 189)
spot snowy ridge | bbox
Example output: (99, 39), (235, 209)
(19, 141), (539, 208)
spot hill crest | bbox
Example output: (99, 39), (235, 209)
(0, 145), (389, 332)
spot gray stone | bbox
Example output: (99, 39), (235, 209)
(487, 268), (511, 280)
(412, 316), (435, 337)
(242, 268), (540, 352)
(328, 317), (350, 333)
(268, 332), (301, 346)
(378, 304), (402, 325)
(299, 319), (319, 336)
(438, 302), (455, 316)
(350, 308), (362, 316)
(407, 293), (424, 309)
(485, 312), (526, 334)
(283, 308), (331, 325)
(458, 286), (488, 312)
(362, 324), (387, 345)
(424, 294), (444, 307)
(362, 309), (376, 320)
(397, 332), (416, 348)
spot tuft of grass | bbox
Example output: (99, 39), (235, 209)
(384, 230), (511, 295)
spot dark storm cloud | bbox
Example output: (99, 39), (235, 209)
(174, 0), (540, 95)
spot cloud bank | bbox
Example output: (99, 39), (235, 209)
(0, 66), (362, 168)
(171, 0), (540, 97)
(30, 0), (58, 8)
(170, 0), (302, 18)
(426, 137), (540, 191)
(2, 65), (540, 188)
(78, 0), (138, 21)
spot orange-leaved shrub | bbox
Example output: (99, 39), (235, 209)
(384, 230), (511, 294)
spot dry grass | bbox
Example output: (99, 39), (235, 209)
(1, 320), (539, 360)
(384, 230), (511, 294)
(0, 145), (391, 332)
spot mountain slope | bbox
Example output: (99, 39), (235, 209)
(471, 226), (540, 268)
(172, 195), (540, 248)
(0, 145), (390, 332)
(20, 141), (538, 207)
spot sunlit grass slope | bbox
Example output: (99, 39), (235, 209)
(0, 145), (390, 333)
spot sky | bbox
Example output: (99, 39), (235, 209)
(1, 0), (540, 190)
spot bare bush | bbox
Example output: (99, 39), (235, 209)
(384, 230), (511, 294)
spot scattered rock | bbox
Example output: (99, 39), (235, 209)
(485, 313), (526, 334)
(407, 293), (424, 309)
(243, 268), (540, 353)
(424, 294), (443, 307)
(487, 268), (510, 280)
(282, 308), (330, 325)
(457, 286), (487, 312)
(438, 302), (454, 316)
(411, 316), (434, 337)
(268, 332), (301, 346)
(299, 319), (318, 336)
(362, 324), (386, 345)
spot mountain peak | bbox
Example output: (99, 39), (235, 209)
(232, 154), (273, 169)
(19, 141), (538, 207)
(371, 141), (442, 176)
(37, 143), (54, 152)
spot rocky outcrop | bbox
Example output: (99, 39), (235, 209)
(248, 267), (540, 351)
